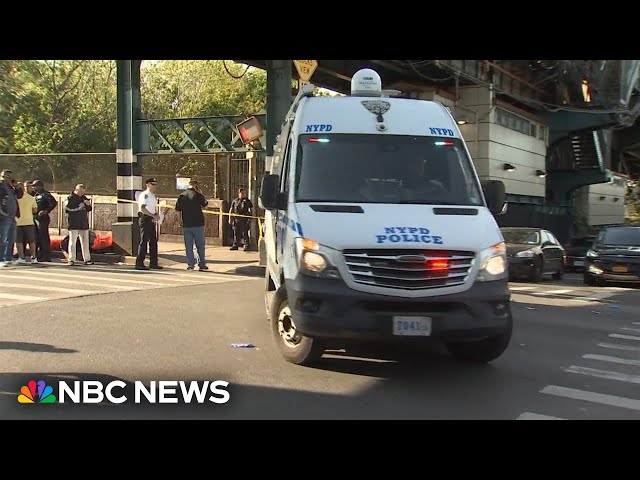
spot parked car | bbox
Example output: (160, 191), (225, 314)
(563, 235), (596, 271)
(500, 227), (565, 282)
(583, 225), (640, 286)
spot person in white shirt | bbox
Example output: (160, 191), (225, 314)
(15, 181), (38, 264)
(135, 178), (163, 270)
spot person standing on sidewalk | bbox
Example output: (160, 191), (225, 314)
(14, 181), (38, 264)
(65, 183), (94, 266)
(135, 178), (163, 270)
(0, 169), (19, 267)
(175, 180), (209, 271)
(32, 179), (57, 262)
(229, 188), (253, 252)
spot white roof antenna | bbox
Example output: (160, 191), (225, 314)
(351, 68), (383, 97)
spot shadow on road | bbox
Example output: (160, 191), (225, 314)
(0, 342), (78, 354)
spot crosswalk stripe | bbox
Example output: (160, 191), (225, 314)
(609, 334), (640, 341)
(621, 328), (640, 334)
(582, 354), (640, 367)
(565, 365), (640, 384)
(541, 385), (640, 412)
(0, 281), (95, 295)
(11, 269), (204, 286)
(7, 273), (134, 290)
(531, 289), (574, 296)
(633, 322), (640, 326)
(0, 292), (46, 301)
(516, 412), (566, 420)
(597, 342), (640, 352)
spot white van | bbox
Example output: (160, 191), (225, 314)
(259, 69), (511, 366)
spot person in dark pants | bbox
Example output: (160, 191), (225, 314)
(229, 188), (253, 251)
(135, 178), (163, 270)
(31, 179), (57, 262)
(0, 169), (20, 267)
(175, 180), (209, 271)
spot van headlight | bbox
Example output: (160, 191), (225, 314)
(296, 238), (340, 279)
(476, 242), (507, 282)
(515, 249), (535, 258)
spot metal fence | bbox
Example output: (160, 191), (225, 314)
(0, 154), (117, 195)
(2, 152), (266, 245)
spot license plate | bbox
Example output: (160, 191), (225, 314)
(612, 266), (628, 273)
(393, 316), (432, 336)
(573, 260), (584, 267)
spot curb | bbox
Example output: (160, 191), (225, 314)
(234, 264), (266, 277)
(51, 251), (125, 264)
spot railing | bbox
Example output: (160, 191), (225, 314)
(137, 114), (267, 154)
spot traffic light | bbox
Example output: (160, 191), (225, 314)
(236, 116), (263, 144)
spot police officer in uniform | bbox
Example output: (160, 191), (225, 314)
(31, 179), (58, 262)
(135, 178), (163, 270)
(229, 188), (253, 251)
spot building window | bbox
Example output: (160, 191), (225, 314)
(495, 107), (544, 138)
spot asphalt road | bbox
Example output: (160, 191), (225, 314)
(1, 268), (639, 420)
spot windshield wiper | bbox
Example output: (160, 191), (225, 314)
(398, 200), (471, 205)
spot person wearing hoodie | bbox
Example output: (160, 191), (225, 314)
(65, 183), (93, 266)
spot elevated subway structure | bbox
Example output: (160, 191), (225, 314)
(113, 60), (640, 251)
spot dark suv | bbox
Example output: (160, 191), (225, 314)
(564, 235), (596, 271)
(583, 226), (640, 286)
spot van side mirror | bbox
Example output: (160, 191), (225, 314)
(482, 180), (506, 216)
(259, 174), (281, 210)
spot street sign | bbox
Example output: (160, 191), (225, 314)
(293, 60), (318, 82)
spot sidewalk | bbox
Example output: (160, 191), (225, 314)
(49, 235), (264, 276)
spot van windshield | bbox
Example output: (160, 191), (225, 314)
(294, 134), (484, 205)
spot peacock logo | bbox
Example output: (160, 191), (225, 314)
(18, 380), (57, 403)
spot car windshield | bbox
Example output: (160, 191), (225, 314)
(294, 134), (484, 205)
(501, 229), (540, 245)
(598, 227), (640, 246)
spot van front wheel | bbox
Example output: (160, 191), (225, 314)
(444, 316), (513, 364)
(271, 298), (324, 366)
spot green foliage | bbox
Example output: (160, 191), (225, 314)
(141, 60), (266, 119)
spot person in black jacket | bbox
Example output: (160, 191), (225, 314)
(64, 183), (93, 266)
(229, 188), (253, 251)
(175, 180), (209, 271)
(32, 179), (57, 262)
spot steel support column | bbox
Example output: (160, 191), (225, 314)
(116, 60), (143, 222)
(260, 60), (292, 264)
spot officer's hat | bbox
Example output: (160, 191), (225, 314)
(32, 180), (44, 187)
(145, 178), (158, 185)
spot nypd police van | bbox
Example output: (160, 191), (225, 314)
(259, 68), (511, 366)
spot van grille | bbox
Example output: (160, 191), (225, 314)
(342, 249), (475, 290)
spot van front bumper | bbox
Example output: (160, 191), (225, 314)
(286, 276), (512, 342)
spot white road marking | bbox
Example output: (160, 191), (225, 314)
(609, 334), (640, 341)
(582, 354), (640, 367)
(541, 385), (640, 412)
(0, 292), (46, 301)
(621, 328), (640, 334)
(516, 412), (566, 420)
(597, 343), (640, 352)
(0, 281), (94, 295)
(565, 366), (640, 384)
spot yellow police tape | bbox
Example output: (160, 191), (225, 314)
(116, 198), (265, 243)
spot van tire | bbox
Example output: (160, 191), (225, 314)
(445, 315), (513, 364)
(271, 297), (324, 366)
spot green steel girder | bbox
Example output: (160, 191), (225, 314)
(137, 115), (267, 154)
(547, 169), (611, 204)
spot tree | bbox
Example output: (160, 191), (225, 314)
(11, 60), (117, 154)
(141, 60), (267, 119)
